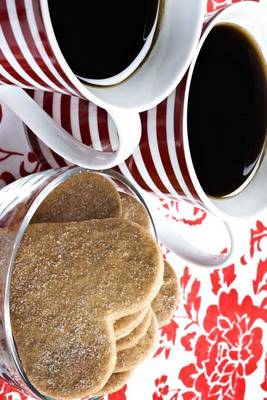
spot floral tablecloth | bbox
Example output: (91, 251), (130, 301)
(0, 1), (267, 400)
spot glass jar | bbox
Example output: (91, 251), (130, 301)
(0, 166), (156, 399)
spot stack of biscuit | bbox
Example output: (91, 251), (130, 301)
(10, 172), (179, 399)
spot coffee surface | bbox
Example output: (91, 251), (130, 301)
(188, 24), (267, 197)
(48, 0), (159, 79)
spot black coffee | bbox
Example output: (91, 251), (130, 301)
(188, 24), (267, 197)
(48, 0), (159, 80)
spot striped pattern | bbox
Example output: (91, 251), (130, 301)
(26, 87), (201, 202)
(1, 0), (205, 201)
(0, 0), (80, 96)
(26, 89), (118, 168)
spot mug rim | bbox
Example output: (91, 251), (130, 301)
(40, 0), (105, 108)
(182, 0), (266, 220)
(79, 2), (160, 87)
(3, 166), (157, 400)
(40, 0), (206, 112)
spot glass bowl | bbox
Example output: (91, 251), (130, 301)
(0, 166), (156, 399)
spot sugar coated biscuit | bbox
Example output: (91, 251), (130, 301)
(13, 317), (116, 399)
(96, 370), (133, 397)
(117, 309), (152, 351)
(11, 219), (163, 398)
(120, 192), (150, 230)
(114, 307), (148, 340)
(152, 261), (179, 328)
(115, 312), (158, 372)
(31, 172), (122, 223)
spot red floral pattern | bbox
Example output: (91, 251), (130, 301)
(262, 354), (267, 392)
(0, 150), (44, 187)
(179, 289), (267, 399)
(0, 382), (30, 400)
(207, 0), (259, 14)
(210, 264), (237, 295)
(153, 376), (170, 400)
(154, 320), (180, 360)
(108, 386), (127, 400)
(0, 1), (266, 400)
(158, 198), (207, 227)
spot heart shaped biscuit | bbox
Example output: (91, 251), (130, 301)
(120, 192), (150, 230)
(11, 219), (163, 398)
(114, 307), (148, 340)
(96, 370), (133, 397)
(152, 260), (180, 327)
(31, 172), (122, 224)
(116, 308), (152, 351)
(115, 311), (158, 373)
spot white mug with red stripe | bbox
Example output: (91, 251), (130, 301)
(0, 0), (206, 169)
(27, 1), (267, 267)
(120, 1), (267, 265)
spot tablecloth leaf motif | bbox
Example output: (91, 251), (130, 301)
(210, 264), (237, 296)
(253, 259), (267, 295)
(250, 221), (267, 258)
(157, 198), (207, 227)
(261, 355), (267, 392)
(154, 320), (180, 360)
(0, 171), (16, 186)
(207, 0), (251, 13)
(207, 0), (231, 13)
(180, 332), (197, 352)
(0, 382), (32, 400)
(0, 150), (43, 187)
(153, 375), (171, 400)
(19, 152), (43, 178)
(108, 386), (127, 400)
(0, 148), (23, 163)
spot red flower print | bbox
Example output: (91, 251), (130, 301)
(262, 354), (267, 392)
(157, 199), (207, 227)
(180, 267), (191, 291)
(19, 152), (44, 177)
(207, 0), (259, 14)
(153, 375), (169, 400)
(0, 149), (45, 186)
(207, 0), (228, 13)
(0, 171), (16, 186)
(159, 242), (171, 259)
(108, 385), (127, 400)
(0, 148), (23, 162)
(253, 259), (267, 295)
(181, 332), (197, 352)
(0, 380), (31, 400)
(154, 320), (179, 360)
(250, 220), (267, 258)
(161, 320), (179, 345)
(179, 289), (267, 400)
(183, 278), (201, 329)
(180, 207), (207, 227)
(210, 264), (236, 295)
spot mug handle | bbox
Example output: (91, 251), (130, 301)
(0, 86), (141, 169)
(141, 192), (238, 268)
(152, 211), (234, 267)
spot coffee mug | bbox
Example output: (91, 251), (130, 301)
(53, 0), (161, 87)
(0, 0), (206, 169)
(26, 1), (267, 267)
(120, 0), (267, 264)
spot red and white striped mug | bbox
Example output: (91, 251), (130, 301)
(0, 0), (206, 169)
(27, 1), (267, 267)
